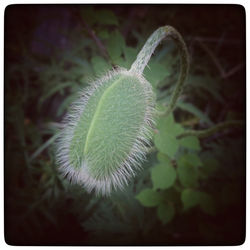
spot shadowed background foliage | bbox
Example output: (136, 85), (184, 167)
(5, 4), (245, 245)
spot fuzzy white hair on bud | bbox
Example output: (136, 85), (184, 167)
(55, 26), (189, 196)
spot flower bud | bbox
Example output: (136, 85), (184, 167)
(56, 68), (155, 195)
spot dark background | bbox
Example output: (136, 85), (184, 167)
(4, 4), (245, 246)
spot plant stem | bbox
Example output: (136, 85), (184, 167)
(130, 26), (189, 117)
(176, 120), (244, 139)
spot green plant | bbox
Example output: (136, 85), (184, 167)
(5, 6), (245, 245)
(56, 23), (243, 200)
(55, 26), (189, 196)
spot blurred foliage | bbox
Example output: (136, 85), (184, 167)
(5, 4), (245, 245)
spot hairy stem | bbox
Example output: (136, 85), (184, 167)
(130, 26), (189, 116)
(176, 120), (244, 139)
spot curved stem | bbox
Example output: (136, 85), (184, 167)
(130, 26), (189, 117)
(176, 120), (244, 139)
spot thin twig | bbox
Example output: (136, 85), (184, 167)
(177, 120), (244, 139)
(222, 63), (245, 78)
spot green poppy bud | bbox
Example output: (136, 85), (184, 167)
(56, 25), (189, 195)
(56, 68), (155, 195)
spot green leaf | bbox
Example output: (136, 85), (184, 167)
(157, 114), (185, 135)
(91, 56), (111, 74)
(154, 114), (184, 159)
(136, 188), (162, 207)
(144, 61), (170, 88)
(181, 188), (200, 210)
(157, 152), (171, 164)
(179, 153), (203, 167)
(154, 133), (179, 159)
(97, 30), (110, 40)
(177, 154), (200, 187)
(157, 202), (175, 224)
(106, 31), (126, 61)
(178, 136), (201, 150)
(176, 102), (213, 126)
(172, 124), (185, 135)
(178, 163), (198, 188)
(151, 163), (176, 190)
(157, 112), (174, 129)
(112, 56), (127, 68)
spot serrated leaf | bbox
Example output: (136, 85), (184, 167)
(178, 136), (201, 150)
(136, 188), (162, 207)
(106, 31), (125, 60)
(151, 163), (176, 190)
(154, 114), (183, 158)
(157, 113), (175, 131)
(157, 114), (185, 135)
(157, 202), (175, 224)
(91, 56), (111, 74)
(154, 133), (179, 159)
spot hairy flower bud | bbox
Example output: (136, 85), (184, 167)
(56, 25), (189, 195)
(56, 68), (155, 195)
